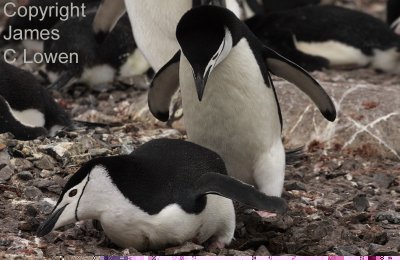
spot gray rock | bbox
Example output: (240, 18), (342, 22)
(227, 249), (255, 256)
(284, 181), (307, 191)
(376, 211), (400, 224)
(18, 218), (40, 232)
(34, 155), (56, 170)
(353, 194), (370, 212)
(89, 148), (110, 157)
(17, 171), (34, 181)
(164, 242), (204, 255)
(11, 158), (34, 171)
(0, 166), (13, 182)
(23, 186), (43, 200)
(374, 173), (396, 189)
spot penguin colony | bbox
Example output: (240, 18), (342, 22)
(0, 0), (397, 252)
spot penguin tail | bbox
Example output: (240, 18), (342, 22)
(194, 172), (288, 214)
(46, 71), (76, 91)
(285, 146), (306, 166)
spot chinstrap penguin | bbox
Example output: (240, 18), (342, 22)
(148, 6), (336, 197)
(246, 5), (400, 73)
(45, 12), (149, 90)
(0, 60), (71, 140)
(0, 0), (100, 48)
(92, 0), (242, 71)
(37, 138), (287, 250)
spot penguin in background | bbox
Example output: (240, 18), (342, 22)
(0, 0), (100, 48)
(37, 138), (287, 250)
(260, 0), (334, 13)
(387, 0), (400, 35)
(148, 6), (336, 198)
(0, 60), (71, 140)
(245, 5), (400, 73)
(44, 12), (150, 90)
(92, 0), (242, 71)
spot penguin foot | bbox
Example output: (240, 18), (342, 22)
(255, 211), (277, 219)
(207, 241), (226, 251)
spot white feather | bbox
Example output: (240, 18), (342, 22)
(6, 101), (45, 128)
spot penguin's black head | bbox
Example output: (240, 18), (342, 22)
(176, 6), (243, 101)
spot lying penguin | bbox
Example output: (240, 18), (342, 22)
(92, 0), (242, 71)
(0, 60), (71, 140)
(148, 6), (336, 197)
(37, 138), (287, 250)
(0, 0), (100, 48)
(387, 0), (400, 35)
(246, 5), (400, 73)
(45, 12), (149, 90)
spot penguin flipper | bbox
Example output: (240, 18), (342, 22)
(148, 51), (181, 122)
(263, 46), (336, 122)
(195, 172), (288, 213)
(0, 96), (47, 140)
(93, 0), (126, 43)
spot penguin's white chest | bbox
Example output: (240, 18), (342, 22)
(125, 1), (191, 70)
(180, 39), (282, 184)
(6, 101), (45, 128)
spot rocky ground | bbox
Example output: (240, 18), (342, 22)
(0, 0), (399, 258)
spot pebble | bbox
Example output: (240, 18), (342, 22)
(24, 205), (38, 217)
(17, 171), (34, 181)
(11, 158), (34, 171)
(376, 211), (400, 224)
(353, 194), (370, 212)
(18, 218), (40, 232)
(23, 186), (43, 200)
(284, 181), (307, 191)
(34, 155), (56, 170)
(0, 166), (13, 182)
(89, 148), (110, 157)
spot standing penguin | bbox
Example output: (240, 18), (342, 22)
(0, 60), (71, 140)
(387, 0), (400, 35)
(37, 138), (287, 250)
(0, 0), (100, 47)
(148, 6), (336, 197)
(92, 0), (242, 71)
(45, 12), (149, 90)
(246, 5), (400, 73)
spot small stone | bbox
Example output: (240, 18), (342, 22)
(376, 211), (400, 224)
(255, 245), (271, 256)
(34, 155), (56, 170)
(353, 194), (370, 212)
(18, 218), (40, 231)
(3, 191), (16, 199)
(0, 166), (13, 182)
(17, 171), (34, 181)
(32, 179), (56, 190)
(227, 249), (255, 256)
(284, 181), (307, 191)
(24, 186), (43, 200)
(374, 174), (395, 189)
(164, 242), (204, 255)
(0, 144), (6, 151)
(89, 148), (110, 157)
(24, 205), (38, 217)
(335, 245), (360, 255)
(11, 158), (34, 171)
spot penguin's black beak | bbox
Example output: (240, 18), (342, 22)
(36, 204), (68, 237)
(194, 72), (208, 102)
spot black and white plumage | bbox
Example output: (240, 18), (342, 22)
(45, 12), (148, 90)
(37, 138), (287, 250)
(387, 0), (400, 35)
(148, 6), (335, 197)
(246, 5), (400, 73)
(92, 0), (242, 71)
(0, 60), (71, 140)
(0, 0), (100, 47)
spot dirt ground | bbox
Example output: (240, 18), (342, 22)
(0, 0), (399, 258)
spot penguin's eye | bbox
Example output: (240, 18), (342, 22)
(69, 189), (78, 197)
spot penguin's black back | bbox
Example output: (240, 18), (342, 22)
(387, 0), (400, 26)
(62, 139), (227, 215)
(262, 0), (320, 13)
(0, 0), (100, 45)
(246, 5), (400, 56)
(44, 13), (135, 74)
(0, 60), (71, 129)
